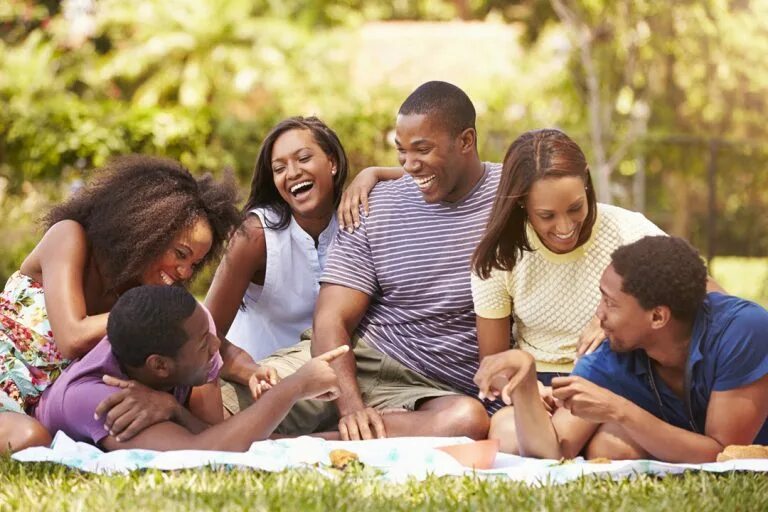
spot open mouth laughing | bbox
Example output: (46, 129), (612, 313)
(413, 174), (436, 190)
(289, 180), (314, 198)
(160, 270), (176, 286)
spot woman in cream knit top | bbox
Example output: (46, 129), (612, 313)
(471, 202), (663, 373)
(471, 129), (664, 381)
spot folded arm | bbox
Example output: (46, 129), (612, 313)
(553, 374), (768, 463)
(100, 376), (305, 451)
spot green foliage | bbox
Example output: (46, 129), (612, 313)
(1, 0), (767, 290)
(711, 257), (768, 307)
(1, 458), (767, 511)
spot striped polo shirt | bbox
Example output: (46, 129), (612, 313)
(321, 162), (502, 405)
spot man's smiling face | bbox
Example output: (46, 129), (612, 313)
(395, 113), (473, 204)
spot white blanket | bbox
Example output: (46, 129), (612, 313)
(13, 432), (768, 484)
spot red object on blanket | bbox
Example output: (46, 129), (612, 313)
(436, 439), (500, 470)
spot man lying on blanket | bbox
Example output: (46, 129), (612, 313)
(475, 236), (768, 463)
(33, 285), (346, 451)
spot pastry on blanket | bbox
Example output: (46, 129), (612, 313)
(330, 449), (359, 469)
(716, 445), (768, 462)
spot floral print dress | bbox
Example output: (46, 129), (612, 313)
(0, 272), (69, 414)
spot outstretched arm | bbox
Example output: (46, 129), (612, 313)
(552, 374), (768, 462)
(100, 346), (348, 451)
(312, 283), (383, 440)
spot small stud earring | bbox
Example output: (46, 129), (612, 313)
(331, 169), (337, 175)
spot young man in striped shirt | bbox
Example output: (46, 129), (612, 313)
(261, 81), (505, 440)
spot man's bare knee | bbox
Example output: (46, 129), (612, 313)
(434, 397), (490, 440)
(489, 406), (519, 454)
(585, 422), (647, 460)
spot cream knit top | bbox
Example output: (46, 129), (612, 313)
(471, 203), (665, 372)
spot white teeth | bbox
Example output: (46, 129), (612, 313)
(290, 181), (313, 194)
(160, 271), (174, 286)
(554, 230), (576, 240)
(414, 175), (436, 189)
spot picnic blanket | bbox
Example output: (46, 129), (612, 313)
(13, 432), (768, 485)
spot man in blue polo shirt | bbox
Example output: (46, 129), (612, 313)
(474, 235), (768, 462)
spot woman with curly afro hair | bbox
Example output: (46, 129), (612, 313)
(0, 155), (241, 453)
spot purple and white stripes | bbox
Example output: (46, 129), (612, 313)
(321, 163), (503, 408)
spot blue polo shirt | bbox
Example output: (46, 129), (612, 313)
(573, 293), (768, 444)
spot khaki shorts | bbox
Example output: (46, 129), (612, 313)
(220, 329), (459, 435)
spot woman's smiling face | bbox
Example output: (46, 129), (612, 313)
(270, 128), (337, 219)
(139, 216), (213, 287)
(525, 176), (589, 254)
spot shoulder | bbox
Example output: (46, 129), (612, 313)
(61, 377), (121, 442)
(369, 175), (412, 200)
(486, 162), (503, 176)
(364, 175), (421, 217)
(478, 162), (503, 194)
(229, 213), (267, 254)
(597, 203), (645, 223)
(572, 343), (629, 385)
(702, 293), (768, 389)
(40, 220), (88, 247)
(596, 203), (664, 239)
(707, 293), (768, 343)
(32, 220), (89, 272)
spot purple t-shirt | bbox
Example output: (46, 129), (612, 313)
(34, 305), (223, 445)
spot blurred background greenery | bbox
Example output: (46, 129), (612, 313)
(1, 0), (766, 304)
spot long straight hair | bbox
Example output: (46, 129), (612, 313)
(243, 116), (349, 230)
(472, 129), (597, 279)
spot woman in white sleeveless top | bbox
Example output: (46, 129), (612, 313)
(205, 117), (401, 366)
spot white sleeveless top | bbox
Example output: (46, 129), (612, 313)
(226, 207), (337, 360)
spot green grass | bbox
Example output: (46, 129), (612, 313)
(1, 458), (766, 511)
(3, 263), (766, 511)
(711, 257), (768, 307)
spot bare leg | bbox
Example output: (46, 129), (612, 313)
(584, 422), (649, 460)
(270, 431), (341, 440)
(375, 395), (490, 440)
(488, 405), (519, 454)
(0, 412), (52, 453)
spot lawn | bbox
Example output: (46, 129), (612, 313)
(2, 257), (765, 511)
(1, 458), (767, 511)
(710, 257), (768, 307)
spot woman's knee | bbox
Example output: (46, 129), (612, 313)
(0, 413), (52, 453)
(489, 406), (520, 454)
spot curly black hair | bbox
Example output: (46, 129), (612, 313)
(108, 285), (197, 367)
(44, 155), (241, 293)
(611, 236), (707, 320)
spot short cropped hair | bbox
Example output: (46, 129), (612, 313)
(108, 285), (198, 367)
(611, 236), (707, 321)
(398, 81), (476, 136)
